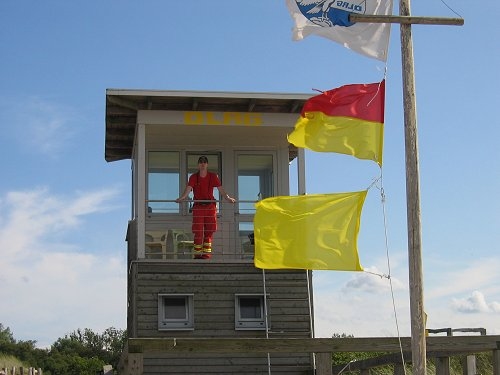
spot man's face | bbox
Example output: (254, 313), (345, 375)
(198, 161), (208, 170)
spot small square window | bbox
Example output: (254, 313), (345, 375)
(158, 294), (194, 330)
(235, 294), (266, 330)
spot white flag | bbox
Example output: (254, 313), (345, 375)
(286, 0), (393, 61)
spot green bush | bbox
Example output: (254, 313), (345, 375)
(0, 323), (126, 375)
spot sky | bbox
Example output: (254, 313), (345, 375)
(0, 1), (499, 349)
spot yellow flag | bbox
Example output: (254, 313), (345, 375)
(254, 191), (366, 271)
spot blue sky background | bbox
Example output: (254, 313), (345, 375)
(1, 1), (499, 348)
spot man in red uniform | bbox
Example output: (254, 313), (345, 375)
(176, 156), (235, 259)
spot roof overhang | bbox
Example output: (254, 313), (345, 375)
(105, 89), (312, 162)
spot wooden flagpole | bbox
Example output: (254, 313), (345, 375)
(351, 7), (463, 375)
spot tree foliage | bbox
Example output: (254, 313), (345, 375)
(0, 323), (15, 345)
(0, 323), (126, 375)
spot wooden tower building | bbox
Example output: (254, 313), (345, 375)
(105, 89), (316, 374)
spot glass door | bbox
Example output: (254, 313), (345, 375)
(236, 152), (276, 258)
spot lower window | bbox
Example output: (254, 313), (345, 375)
(158, 294), (194, 330)
(235, 294), (266, 330)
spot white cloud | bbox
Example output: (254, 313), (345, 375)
(491, 302), (500, 313)
(0, 187), (120, 261)
(426, 258), (500, 300)
(313, 266), (410, 338)
(452, 291), (500, 314)
(0, 187), (126, 348)
(342, 266), (405, 294)
(421, 259), (500, 334)
(313, 261), (500, 338)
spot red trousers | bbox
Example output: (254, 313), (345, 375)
(191, 205), (217, 246)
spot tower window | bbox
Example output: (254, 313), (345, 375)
(158, 294), (194, 330)
(235, 294), (266, 330)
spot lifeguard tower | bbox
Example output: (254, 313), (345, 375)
(105, 89), (316, 374)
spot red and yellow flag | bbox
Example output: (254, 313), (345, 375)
(288, 80), (385, 166)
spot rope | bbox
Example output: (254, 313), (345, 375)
(332, 169), (408, 374)
(336, 359), (355, 375)
(438, 0), (463, 19)
(262, 269), (272, 375)
(367, 169), (408, 375)
(306, 271), (318, 371)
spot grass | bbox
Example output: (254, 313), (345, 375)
(0, 353), (29, 371)
(337, 353), (494, 375)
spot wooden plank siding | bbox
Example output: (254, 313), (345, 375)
(126, 261), (314, 374)
(142, 352), (311, 375)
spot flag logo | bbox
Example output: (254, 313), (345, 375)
(294, 0), (366, 27)
(286, 0), (393, 61)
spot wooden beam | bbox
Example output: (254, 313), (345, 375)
(315, 352), (332, 375)
(127, 336), (500, 354)
(247, 99), (256, 112)
(349, 14), (464, 25)
(435, 356), (451, 375)
(345, 12), (466, 375)
(493, 349), (500, 375)
(107, 95), (139, 111)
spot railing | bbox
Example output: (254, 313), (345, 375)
(146, 198), (257, 215)
(0, 367), (42, 375)
(141, 200), (257, 261)
(0, 365), (111, 375)
(331, 328), (494, 375)
(118, 335), (500, 375)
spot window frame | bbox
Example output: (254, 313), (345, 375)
(235, 152), (276, 215)
(146, 150), (181, 215)
(158, 293), (194, 331)
(234, 294), (267, 330)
